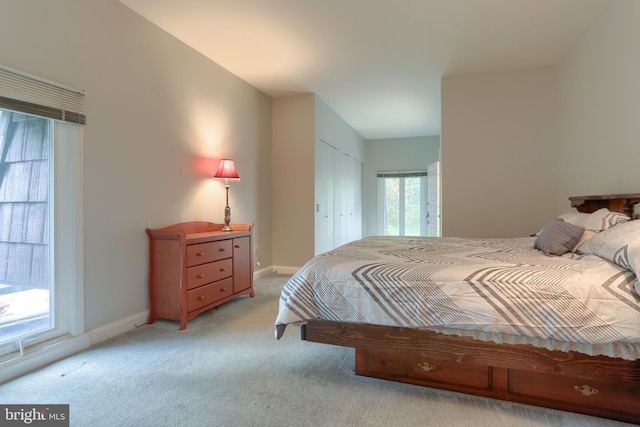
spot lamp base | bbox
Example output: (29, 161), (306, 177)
(222, 204), (233, 231)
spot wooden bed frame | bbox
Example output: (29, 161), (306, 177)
(300, 194), (640, 424)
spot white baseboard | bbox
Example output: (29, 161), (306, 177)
(271, 265), (300, 275)
(87, 311), (150, 346)
(253, 266), (275, 279)
(254, 265), (300, 276)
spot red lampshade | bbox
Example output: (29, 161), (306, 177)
(213, 159), (240, 181)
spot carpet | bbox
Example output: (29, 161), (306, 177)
(0, 274), (631, 427)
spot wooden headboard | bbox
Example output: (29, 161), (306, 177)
(569, 193), (640, 218)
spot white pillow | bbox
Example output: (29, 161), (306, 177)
(577, 219), (640, 296)
(584, 208), (630, 230)
(573, 208), (630, 251)
(557, 211), (590, 227)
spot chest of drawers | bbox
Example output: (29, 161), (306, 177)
(145, 221), (253, 330)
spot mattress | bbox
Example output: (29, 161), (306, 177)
(275, 236), (640, 360)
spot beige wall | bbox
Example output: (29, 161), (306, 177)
(440, 67), (558, 238)
(272, 94), (316, 269)
(556, 0), (640, 211)
(272, 94), (365, 269)
(440, 0), (640, 237)
(0, 0), (272, 331)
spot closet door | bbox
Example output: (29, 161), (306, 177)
(427, 161), (441, 237)
(333, 150), (349, 248)
(315, 141), (334, 255)
(348, 157), (363, 243)
(335, 153), (363, 246)
(355, 158), (363, 240)
(315, 142), (363, 253)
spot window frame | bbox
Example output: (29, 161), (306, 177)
(0, 66), (86, 381)
(377, 172), (428, 237)
(0, 116), (85, 380)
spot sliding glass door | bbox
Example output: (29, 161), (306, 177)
(0, 109), (53, 348)
(0, 67), (84, 380)
(378, 172), (428, 236)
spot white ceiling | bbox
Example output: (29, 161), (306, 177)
(120, 0), (611, 140)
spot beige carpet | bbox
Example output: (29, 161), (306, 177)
(0, 274), (632, 427)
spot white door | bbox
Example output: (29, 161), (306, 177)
(427, 161), (441, 237)
(315, 142), (363, 253)
(350, 157), (363, 243)
(315, 141), (334, 255)
(333, 150), (348, 248)
(377, 172), (428, 236)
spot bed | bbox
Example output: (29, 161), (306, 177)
(275, 194), (640, 424)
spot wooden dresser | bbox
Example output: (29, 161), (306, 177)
(145, 221), (254, 330)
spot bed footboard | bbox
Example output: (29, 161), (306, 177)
(302, 320), (640, 424)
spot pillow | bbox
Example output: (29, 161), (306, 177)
(584, 208), (630, 230)
(576, 220), (640, 276)
(534, 218), (585, 256)
(532, 211), (589, 237)
(557, 211), (590, 227)
(573, 208), (631, 251)
(577, 219), (640, 298)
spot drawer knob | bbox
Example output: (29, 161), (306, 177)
(220, 268), (226, 272)
(574, 385), (599, 397)
(234, 245), (240, 248)
(221, 288), (227, 292)
(196, 252), (204, 257)
(417, 361), (437, 372)
(197, 274), (205, 279)
(198, 296), (205, 300)
(219, 248), (226, 252)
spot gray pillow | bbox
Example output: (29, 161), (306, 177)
(534, 218), (585, 256)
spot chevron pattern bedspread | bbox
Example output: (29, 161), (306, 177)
(275, 236), (640, 358)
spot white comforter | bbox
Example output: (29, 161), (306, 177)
(275, 236), (640, 359)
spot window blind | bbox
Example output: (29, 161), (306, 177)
(0, 66), (86, 125)
(377, 171), (428, 178)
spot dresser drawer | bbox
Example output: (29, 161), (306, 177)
(366, 350), (492, 390)
(509, 369), (638, 413)
(187, 277), (234, 311)
(186, 258), (233, 290)
(186, 240), (232, 267)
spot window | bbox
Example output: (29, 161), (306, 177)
(0, 110), (53, 347)
(377, 172), (428, 236)
(0, 67), (85, 381)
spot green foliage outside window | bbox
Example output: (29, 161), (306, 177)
(383, 176), (422, 236)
